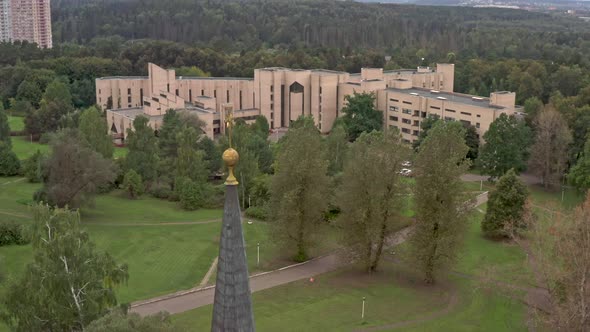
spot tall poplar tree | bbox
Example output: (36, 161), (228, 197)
(269, 116), (329, 262)
(126, 116), (159, 183)
(409, 121), (470, 283)
(528, 106), (572, 189)
(338, 129), (410, 272)
(79, 106), (114, 159)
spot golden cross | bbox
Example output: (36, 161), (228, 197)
(225, 105), (234, 148)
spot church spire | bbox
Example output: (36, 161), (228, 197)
(211, 106), (255, 332)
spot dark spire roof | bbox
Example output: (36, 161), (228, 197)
(211, 149), (255, 332)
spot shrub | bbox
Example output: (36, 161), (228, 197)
(176, 177), (204, 210)
(23, 150), (45, 183)
(149, 182), (173, 199)
(203, 184), (224, 209)
(245, 206), (268, 220)
(0, 221), (29, 247)
(122, 169), (144, 199)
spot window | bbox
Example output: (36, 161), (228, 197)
(270, 86), (274, 92)
(167, 84), (170, 92)
(390, 98), (399, 102)
(201, 89), (204, 96)
(476, 122), (481, 128)
(446, 109), (456, 113)
(413, 110), (420, 117)
(127, 88), (131, 95)
(239, 91), (243, 110)
(402, 128), (410, 134)
(444, 117), (455, 121)
(127, 96), (131, 103)
(389, 116), (398, 122)
(99, 89), (101, 94)
(403, 101), (412, 105)
(402, 108), (412, 115)
(389, 106), (399, 112)
(402, 119), (411, 124)
(412, 130), (419, 136)
(460, 112), (472, 116)
(176, 89), (179, 96)
(413, 120), (420, 127)
(140, 88), (143, 105)
(189, 89), (192, 102)
(214, 90), (217, 98)
(227, 90), (230, 103)
(421, 111), (427, 118)
(430, 106), (441, 110)
(476, 114), (481, 118)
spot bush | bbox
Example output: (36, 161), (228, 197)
(203, 184), (224, 208)
(176, 177), (205, 210)
(122, 169), (144, 199)
(0, 144), (20, 176)
(149, 182), (173, 199)
(245, 206), (268, 220)
(38, 133), (53, 144)
(0, 221), (29, 247)
(23, 150), (45, 183)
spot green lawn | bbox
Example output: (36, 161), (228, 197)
(11, 136), (50, 160)
(172, 206), (529, 331)
(7, 116), (24, 132)
(114, 146), (128, 159)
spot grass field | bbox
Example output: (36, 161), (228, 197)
(7, 116), (24, 132)
(11, 136), (50, 160)
(172, 207), (529, 331)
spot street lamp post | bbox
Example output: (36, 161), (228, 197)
(257, 242), (260, 267)
(361, 297), (366, 320)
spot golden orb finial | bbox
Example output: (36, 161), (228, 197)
(222, 148), (239, 185)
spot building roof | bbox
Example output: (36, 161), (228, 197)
(178, 76), (253, 81)
(386, 88), (506, 109)
(97, 76), (148, 80)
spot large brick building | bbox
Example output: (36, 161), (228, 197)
(96, 63), (520, 143)
(0, 0), (52, 48)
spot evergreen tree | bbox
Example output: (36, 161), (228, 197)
(175, 126), (208, 184)
(269, 116), (329, 262)
(2, 204), (128, 331)
(126, 116), (159, 183)
(338, 129), (410, 272)
(478, 114), (532, 178)
(482, 169), (528, 238)
(79, 106), (114, 159)
(0, 102), (11, 147)
(341, 92), (382, 141)
(408, 121), (470, 283)
(0, 143), (20, 176)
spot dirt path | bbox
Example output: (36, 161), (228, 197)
(199, 256), (218, 287)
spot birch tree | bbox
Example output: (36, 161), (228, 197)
(2, 204), (128, 332)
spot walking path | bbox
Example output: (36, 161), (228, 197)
(131, 193), (489, 317)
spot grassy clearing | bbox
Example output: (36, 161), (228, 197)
(7, 116), (24, 132)
(113, 146), (128, 159)
(11, 136), (50, 160)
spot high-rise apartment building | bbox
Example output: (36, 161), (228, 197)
(1, 0), (52, 48)
(0, 0), (11, 42)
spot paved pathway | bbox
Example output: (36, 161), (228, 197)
(131, 193), (488, 316)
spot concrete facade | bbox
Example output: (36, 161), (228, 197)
(2, 0), (52, 48)
(98, 63), (518, 143)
